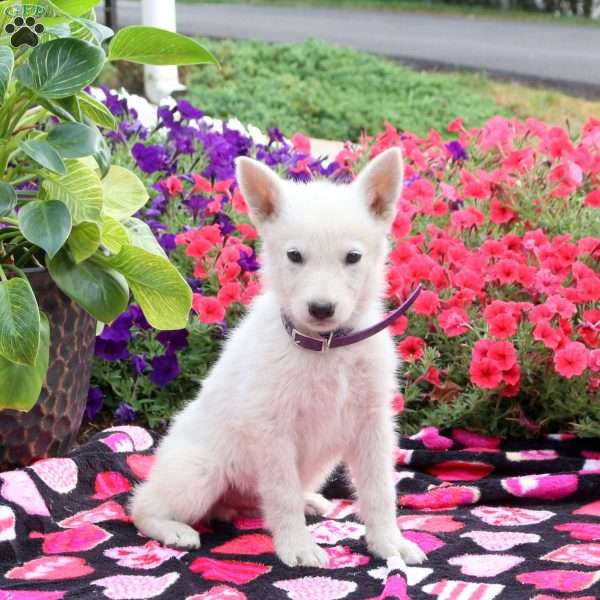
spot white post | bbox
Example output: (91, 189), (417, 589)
(141, 0), (186, 103)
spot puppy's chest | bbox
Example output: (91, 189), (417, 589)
(286, 353), (367, 433)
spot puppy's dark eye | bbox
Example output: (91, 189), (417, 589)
(345, 251), (362, 265)
(287, 249), (303, 264)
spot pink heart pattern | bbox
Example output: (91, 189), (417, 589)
(29, 459), (78, 495)
(92, 572), (179, 599)
(460, 530), (540, 551)
(448, 553), (524, 577)
(0, 425), (597, 599)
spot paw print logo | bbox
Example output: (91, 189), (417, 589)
(5, 16), (44, 48)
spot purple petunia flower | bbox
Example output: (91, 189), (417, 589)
(156, 330), (189, 353)
(186, 277), (203, 293)
(159, 233), (177, 254)
(215, 212), (236, 236)
(98, 313), (132, 343)
(239, 249), (260, 273)
(128, 305), (151, 331)
(445, 140), (469, 162)
(177, 99), (203, 120)
(132, 143), (171, 174)
(115, 402), (136, 423)
(95, 338), (130, 362)
(149, 354), (181, 388)
(131, 355), (147, 378)
(85, 386), (104, 420)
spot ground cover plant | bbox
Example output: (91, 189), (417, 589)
(185, 39), (600, 143)
(87, 89), (600, 437)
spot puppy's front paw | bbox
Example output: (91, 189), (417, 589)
(367, 530), (427, 565)
(162, 522), (201, 549)
(276, 535), (329, 568)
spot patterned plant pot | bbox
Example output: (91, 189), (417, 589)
(0, 269), (96, 471)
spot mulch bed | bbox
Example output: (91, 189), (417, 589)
(1, 426), (599, 599)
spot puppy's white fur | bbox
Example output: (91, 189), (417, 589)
(130, 148), (426, 568)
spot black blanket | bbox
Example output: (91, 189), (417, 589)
(1, 426), (599, 599)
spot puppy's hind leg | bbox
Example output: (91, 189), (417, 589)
(130, 446), (225, 550)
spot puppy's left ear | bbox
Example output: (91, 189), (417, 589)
(354, 147), (403, 225)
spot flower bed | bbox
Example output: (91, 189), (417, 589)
(88, 90), (600, 437)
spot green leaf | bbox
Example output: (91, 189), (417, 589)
(19, 140), (66, 175)
(0, 314), (50, 412)
(54, 95), (82, 121)
(48, 122), (101, 158)
(108, 26), (218, 66)
(71, 18), (114, 44)
(17, 38), (105, 99)
(109, 246), (192, 330)
(0, 46), (14, 103)
(101, 217), (129, 254)
(92, 135), (111, 178)
(0, 277), (41, 367)
(67, 221), (101, 263)
(43, 159), (103, 224)
(102, 165), (149, 220)
(122, 217), (166, 258)
(0, 183), (17, 217)
(78, 91), (118, 130)
(50, 0), (101, 17)
(48, 250), (129, 323)
(37, 97), (78, 123)
(18, 200), (72, 259)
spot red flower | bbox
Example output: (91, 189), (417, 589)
(490, 199), (517, 225)
(163, 176), (183, 197)
(488, 313), (518, 339)
(469, 358), (503, 389)
(389, 315), (408, 337)
(412, 290), (440, 316)
(398, 336), (426, 361)
(502, 362), (521, 386)
(392, 393), (405, 414)
(584, 189), (600, 208)
(217, 282), (242, 308)
(553, 342), (589, 378)
(192, 174), (212, 194)
(192, 295), (226, 324)
(424, 367), (441, 386)
(438, 308), (470, 337)
(291, 132), (311, 154)
(487, 341), (517, 371)
(533, 320), (562, 350)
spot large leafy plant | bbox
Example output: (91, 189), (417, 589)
(0, 0), (217, 411)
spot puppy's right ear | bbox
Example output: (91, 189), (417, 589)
(235, 157), (284, 226)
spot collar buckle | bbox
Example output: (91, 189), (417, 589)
(291, 328), (333, 352)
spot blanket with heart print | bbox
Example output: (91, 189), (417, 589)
(0, 425), (599, 599)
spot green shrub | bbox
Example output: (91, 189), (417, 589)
(188, 38), (507, 140)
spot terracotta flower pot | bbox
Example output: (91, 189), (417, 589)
(0, 270), (96, 471)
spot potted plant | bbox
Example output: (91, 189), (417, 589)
(0, 0), (217, 469)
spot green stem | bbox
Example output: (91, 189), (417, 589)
(3, 263), (27, 279)
(0, 264), (6, 283)
(16, 245), (38, 268)
(0, 217), (18, 226)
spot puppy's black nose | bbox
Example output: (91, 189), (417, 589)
(308, 302), (335, 320)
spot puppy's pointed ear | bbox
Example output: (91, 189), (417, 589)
(235, 157), (284, 226)
(354, 147), (403, 224)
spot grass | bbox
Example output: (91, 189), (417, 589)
(185, 38), (600, 141)
(176, 0), (600, 27)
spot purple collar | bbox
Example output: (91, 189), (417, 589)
(282, 285), (423, 352)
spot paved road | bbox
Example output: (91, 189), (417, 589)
(98, 2), (600, 95)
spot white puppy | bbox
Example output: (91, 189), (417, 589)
(130, 148), (426, 568)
